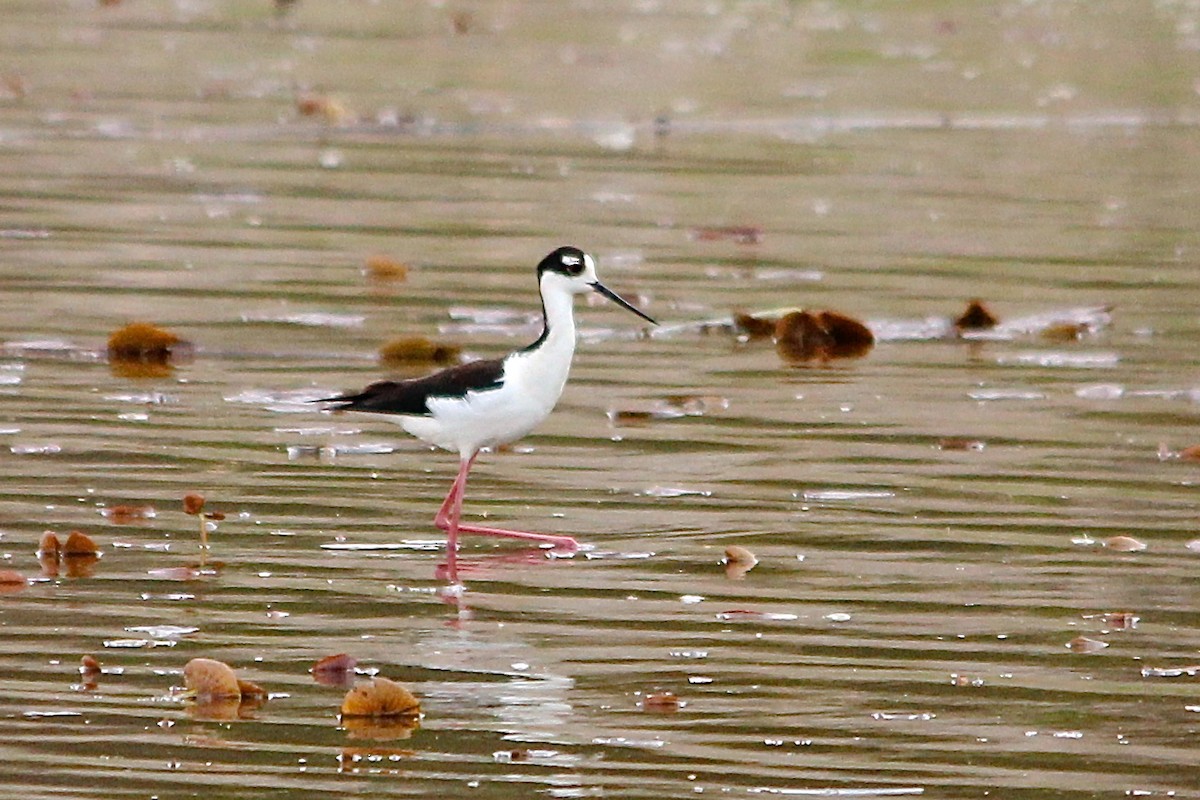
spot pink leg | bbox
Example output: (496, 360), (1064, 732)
(433, 453), (578, 552)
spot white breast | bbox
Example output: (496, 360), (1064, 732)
(398, 322), (577, 458)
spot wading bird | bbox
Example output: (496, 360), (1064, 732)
(317, 246), (657, 576)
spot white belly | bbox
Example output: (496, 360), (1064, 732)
(397, 330), (575, 457)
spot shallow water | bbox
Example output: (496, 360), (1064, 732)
(2, 2), (1200, 798)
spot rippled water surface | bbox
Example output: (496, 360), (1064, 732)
(2, 2), (1200, 798)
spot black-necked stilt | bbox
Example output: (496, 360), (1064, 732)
(317, 246), (657, 570)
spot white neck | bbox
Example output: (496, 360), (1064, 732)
(540, 279), (578, 348)
(501, 278), (579, 418)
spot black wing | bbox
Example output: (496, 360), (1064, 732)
(315, 358), (506, 416)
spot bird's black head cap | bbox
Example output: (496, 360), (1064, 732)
(537, 246), (588, 278)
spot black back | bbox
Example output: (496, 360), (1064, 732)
(320, 357), (506, 416)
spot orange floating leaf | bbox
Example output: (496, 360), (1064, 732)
(1177, 445), (1200, 462)
(378, 336), (462, 368)
(640, 691), (683, 712)
(0, 569), (27, 593)
(107, 322), (191, 365)
(102, 504), (156, 524)
(1066, 636), (1108, 654)
(38, 531), (61, 558)
(938, 437), (986, 451)
(340, 677), (420, 718)
(295, 92), (352, 125)
(1041, 322), (1088, 342)
(237, 678), (268, 700)
(80, 655), (101, 674)
(183, 658), (243, 700)
(63, 531), (99, 557)
(309, 652), (355, 681)
(183, 493), (206, 515)
(691, 225), (763, 244)
(364, 255), (409, 282)
(1100, 612), (1139, 630)
(723, 545), (758, 579)
(954, 299), (999, 332)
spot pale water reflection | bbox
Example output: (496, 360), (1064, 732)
(2, 1), (1200, 799)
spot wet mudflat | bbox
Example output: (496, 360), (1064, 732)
(1, 2), (1200, 798)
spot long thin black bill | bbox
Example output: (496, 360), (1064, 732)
(590, 281), (658, 325)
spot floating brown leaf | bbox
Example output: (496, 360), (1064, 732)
(102, 504), (155, 524)
(1040, 322), (1087, 342)
(640, 691), (682, 712)
(954, 299), (999, 331)
(1066, 636), (1109, 654)
(606, 409), (657, 426)
(378, 336), (462, 368)
(774, 311), (832, 363)
(340, 677), (420, 718)
(1177, 445), (1200, 462)
(312, 653), (358, 680)
(0, 569), (27, 593)
(1100, 612), (1139, 631)
(732, 311), (776, 340)
(364, 255), (409, 282)
(63, 531), (99, 557)
(38, 531), (61, 559)
(80, 655), (101, 674)
(107, 322), (191, 365)
(1103, 535), (1147, 552)
(773, 309), (875, 363)
(691, 225), (763, 244)
(723, 545), (758, 579)
(62, 552), (99, 579)
(449, 10), (473, 34)
(816, 311), (876, 359)
(724, 545), (757, 566)
(295, 92), (352, 124)
(183, 493), (206, 515)
(183, 658), (243, 700)
(938, 437), (986, 451)
(237, 678), (268, 700)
